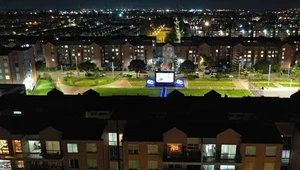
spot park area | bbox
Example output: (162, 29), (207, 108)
(93, 88), (252, 97)
(62, 77), (118, 87)
(187, 78), (235, 87)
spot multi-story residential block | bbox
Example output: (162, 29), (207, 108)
(0, 45), (37, 90)
(0, 118), (107, 170)
(122, 120), (283, 170)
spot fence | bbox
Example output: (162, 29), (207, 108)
(248, 78), (263, 97)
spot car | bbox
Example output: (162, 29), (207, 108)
(85, 73), (94, 77)
(99, 73), (105, 77)
(123, 73), (132, 77)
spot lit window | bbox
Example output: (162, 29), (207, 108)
(87, 159), (98, 169)
(67, 144), (78, 153)
(265, 147), (276, 157)
(86, 143), (97, 153)
(168, 144), (182, 153)
(13, 140), (22, 153)
(264, 163), (274, 170)
(203, 165), (214, 170)
(282, 150), (290, 164)
(5, 75), (9, 80)
(248, 51), (251, 54)
(220, 165), (235, 170)
(17, 161), (24, 168)
(189, 50), (193, 54)
(221, 144), (236, 159)
(148, 161), (158, 170)
(129, 160), (139, 170)
(0, 140), (9, 154)
(245, 146), (256, 156)
(13, 111), (22, 115)
(28, 140), (41, 153)
(282, 48), (286, 51)
(128, 144), (139, 154)
(52, 59), (55, 62)
(45, 141), (60, 154)
(148, 145), (158, 155)
(244, 162), (254, 170)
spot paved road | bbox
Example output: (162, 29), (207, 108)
(261, 88), (299, 98)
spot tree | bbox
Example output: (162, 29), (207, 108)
(128, 59), (146, 78)
(165, 27), (178, 43)
(232, 53), (242, 72)
(294, 70), (300, 85)
(253, 60), (271, 75)
(35, 61), (47, 71)
(200, 54), (212, 67)
(78, 61), (97, 74)
(179, 60), (196, 76)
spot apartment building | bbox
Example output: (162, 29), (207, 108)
(0, 45), (37, 90)
(122, 120), (283, 170)
(0, 117), (108, 170)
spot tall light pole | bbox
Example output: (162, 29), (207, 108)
(288, 63), (291, 78)
(290, 79), (293, 97)
(112, 62), (114, 77)
(238, 63), (241, 79)
(268, 64), (271, 86)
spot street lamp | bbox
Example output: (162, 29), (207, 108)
(267, 64), (271, 86)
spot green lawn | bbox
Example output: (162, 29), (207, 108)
(33, 79), (54, 95)
(126, 77), (147, 86)
(93, 88), (252, 97)
(188, 78), (234, 87)
(62, 77), (118, 87)
(254, 83), (277, 87)
(280, 83), (300, 87)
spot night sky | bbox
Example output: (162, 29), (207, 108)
(0, 0), (298, 9)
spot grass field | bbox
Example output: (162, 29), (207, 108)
(94, 88), (252, 97)
(187, 78), (235, 87)
(126, 77), (147, 86)
(62, 77), (118, 87)
(33, 79), (55, 95)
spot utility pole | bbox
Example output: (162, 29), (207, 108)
(112, 62), (114, 77)
(116, 120), (121, 170)
(268, 64), (271, 86)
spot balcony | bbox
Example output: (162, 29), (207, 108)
(163, 151), (201, 162)
(41, 151), (63, 159)
(219, 153), (242, 163)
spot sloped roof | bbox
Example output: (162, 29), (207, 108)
(122, 120), (282, 144)
(0, 117), (106, 140)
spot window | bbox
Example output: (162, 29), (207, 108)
(52, 58), (55, 62)
(110, 162), (118, 170)
(86, 143), (97, 153)
(87, 159), (98, 169)
(148, 145), (158, 155)
(109, 133), (117, 146)
(264, 163), (275, 170)
(245, 162), (254, 170)
(4, 63), (8, 67)
(128, 144), (138, 154)
(5, 69), (8, 73)
(16, 160), (24, 168)
(168, 144), (182, 153)
(0, 160), (11, 170)
(0, 140), (9, 154)
(5, 75), (9, 80)
(28, 140), (41, 153)
(45, 141), (60, 154)
(148, 161), (158, 170)
(220, 165), (235, 170)
(67, 144), (78, 153)
(245, 146), (256, 156)
(69, 159), (79, 168)
(282, 150), (290, 164)
(203, 165), (214, 170)
(12, 140), (22, 152)
(283, 137), (292, 148)
(221, 144), (236, 159)
(266, 147), (276, 157)
(110, 146), (119, 159)
(129, 160), (139, 170)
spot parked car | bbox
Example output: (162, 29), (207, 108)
(123, 73), (133, 77)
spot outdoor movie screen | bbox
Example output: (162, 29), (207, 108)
(155, 72), (175, 84)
